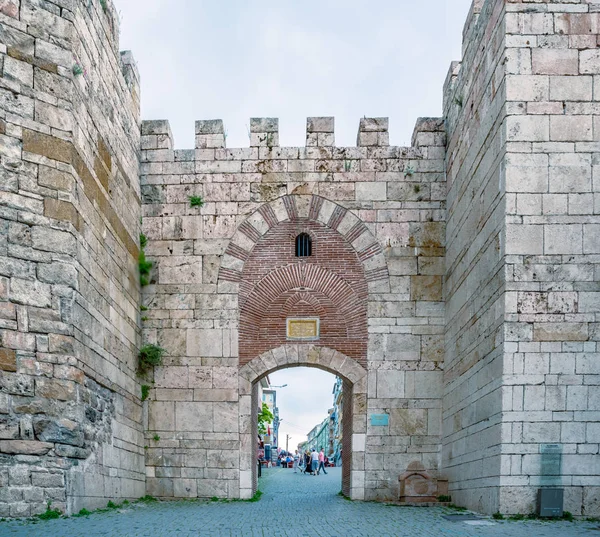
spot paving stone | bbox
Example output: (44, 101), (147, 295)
(1, 468), (598, 537)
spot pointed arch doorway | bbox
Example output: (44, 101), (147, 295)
(217, 195), (385, 501)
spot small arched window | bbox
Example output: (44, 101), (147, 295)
(295, 233), (312, 257)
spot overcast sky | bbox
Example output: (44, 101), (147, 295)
(118, 0), (473, 149)
(117, 1), (473, 448)
(269, 368), (337, 453)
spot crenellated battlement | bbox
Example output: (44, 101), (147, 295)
(138, 116), (446, 187)
(141, 116), (443, 167)
(191, 116), (392, 150)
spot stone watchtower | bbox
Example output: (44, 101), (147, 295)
(0, 0), (598, 518)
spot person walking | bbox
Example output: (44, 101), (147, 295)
(305, 450), (312, 475)
(317, 447), (328, 475)
(293, 450), (299, 473)
(311, 448), (319, 476)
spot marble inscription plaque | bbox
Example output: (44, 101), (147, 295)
(287, 318), (320, 340)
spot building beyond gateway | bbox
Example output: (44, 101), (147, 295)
(0, 0), (599, 518)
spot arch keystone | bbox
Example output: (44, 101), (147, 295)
(272, 346), (288, 367)
(285, 344), (300, 365)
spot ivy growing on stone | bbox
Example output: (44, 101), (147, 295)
(141, 385), (150, 401)
(138, 251), (152, 286)
(99, 0), (108, 13)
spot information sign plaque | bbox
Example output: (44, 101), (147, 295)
(540, 444), (562, 486)
(371, 414), (389, 426)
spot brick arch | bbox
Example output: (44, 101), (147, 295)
(243, 232), (368, 362)
(238, 345), (367, 500)
(239, 263), (367, 363)
(217, 195), (390, 367)
(217, 195), (389, 288)
(241, 263), (365, 323)
(282, 292), (327, 316)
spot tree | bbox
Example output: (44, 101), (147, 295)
(258, 402), (274, 436)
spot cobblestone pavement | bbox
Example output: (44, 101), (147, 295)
(1, 467), (599, 536)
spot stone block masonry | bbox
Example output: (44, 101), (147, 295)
(443, 0), (600, 517)
(0, 0), (599, 518)
(0, 0), (144, 518)
(140, 115), (447, 502)
(501, 0), (600, 517)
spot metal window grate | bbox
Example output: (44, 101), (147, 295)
(295, 233), (312, 257)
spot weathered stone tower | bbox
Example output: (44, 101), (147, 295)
(0, 0), (144, 517)
(0, 0), (598, 518)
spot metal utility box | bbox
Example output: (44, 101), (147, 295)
(537, 488), (564, 517)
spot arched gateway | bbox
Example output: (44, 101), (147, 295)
(238, 345), (367, 499)
(141, 179), (445, 505)
(224, 195), (378, 499)
(5, 0), (599, 517)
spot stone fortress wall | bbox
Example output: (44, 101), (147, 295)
(0, 0), (598, 518)
(139, 116), (447, 502)
(0, 0), (144, 517)
(444, 0), (600, 515)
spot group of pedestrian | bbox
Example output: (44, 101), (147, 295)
(295, 448), (328, 475)
(278, 452), (294, 467)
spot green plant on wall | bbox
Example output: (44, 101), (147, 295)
(141, 385), (151, 401)
(99, 0), (108, 12)
(138, 251), (152, 286)
(138, 344), (164, 373)
(189, 195), (204, 208)
(139, 233), (152, 287)
(37, 501), (61, 520)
